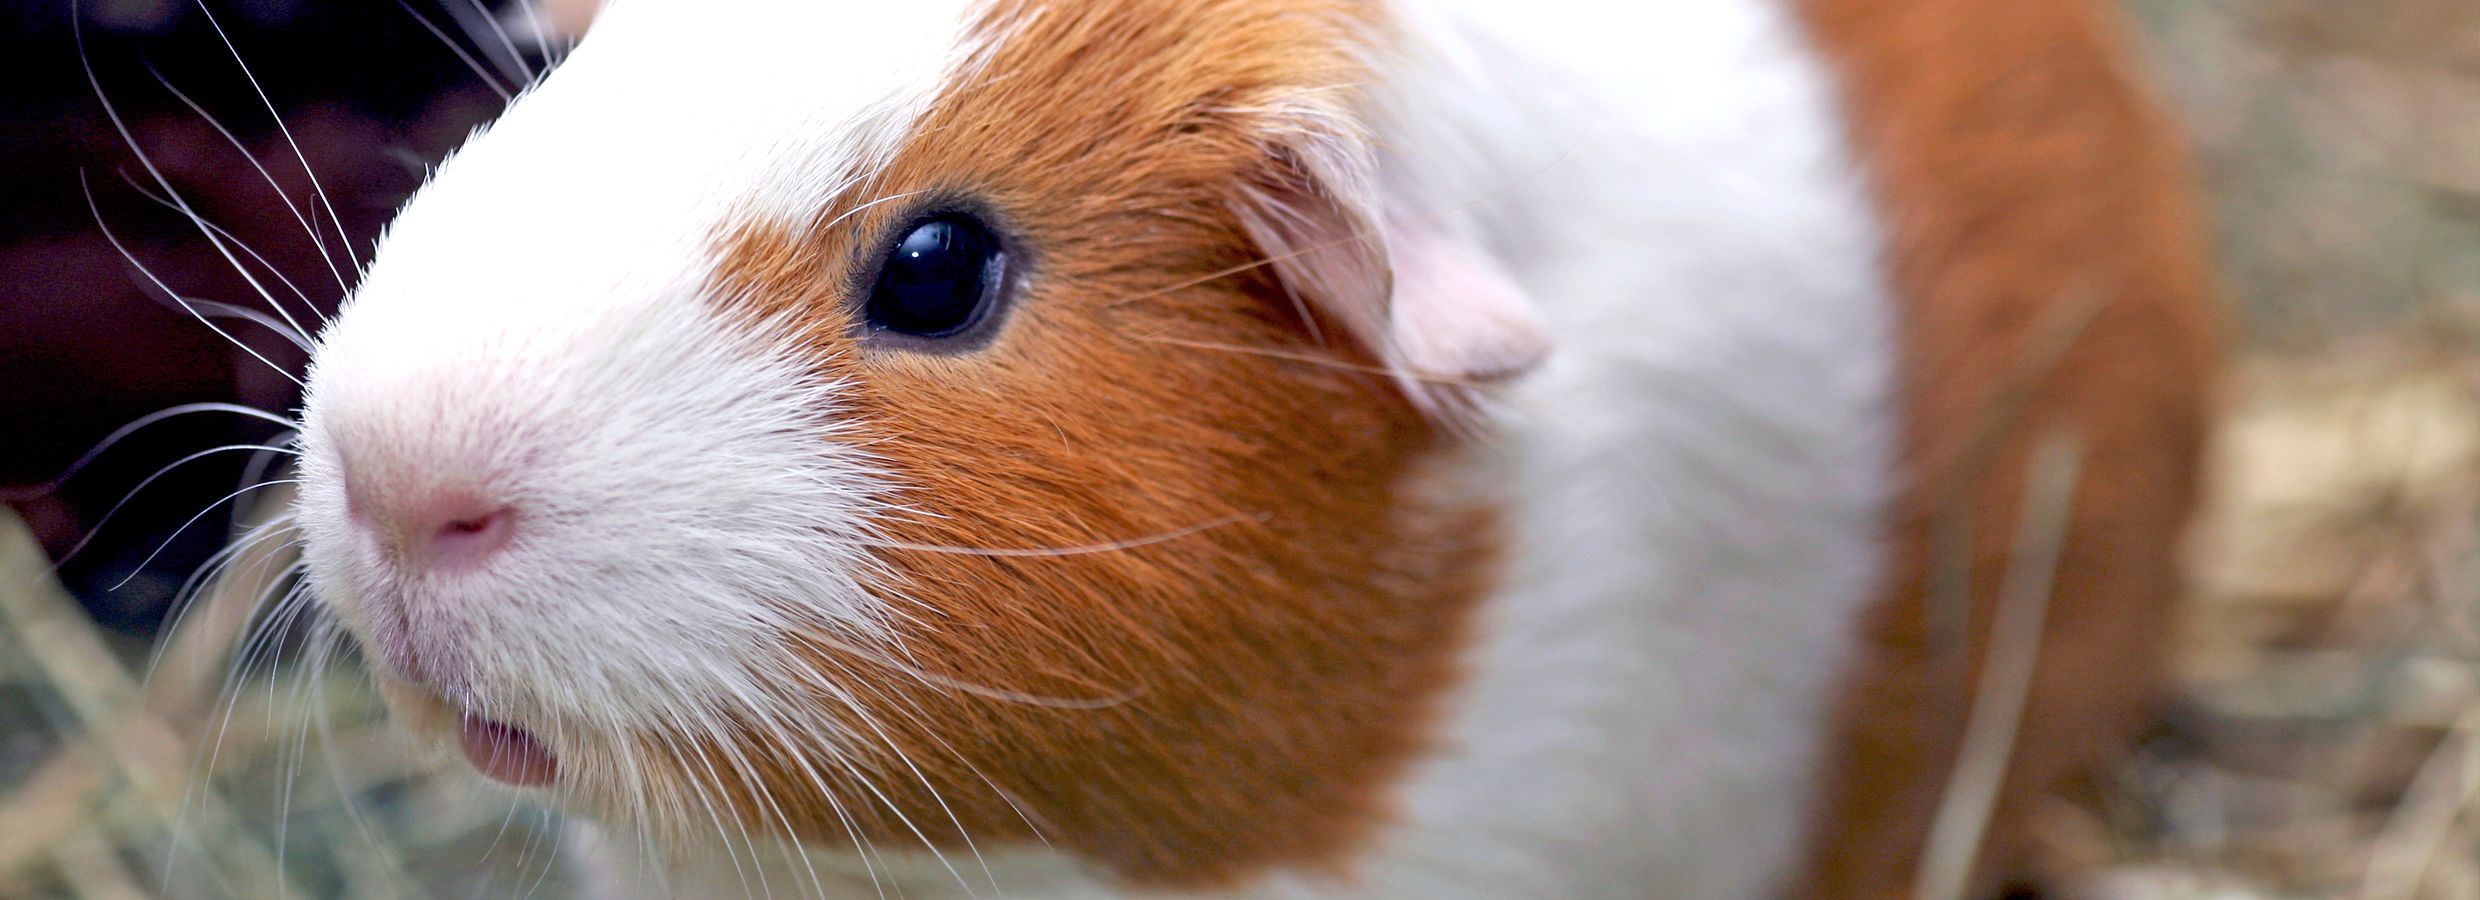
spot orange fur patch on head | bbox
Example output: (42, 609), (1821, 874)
(699, 0), (1502, 888)
(1787, 0), (2223, 896)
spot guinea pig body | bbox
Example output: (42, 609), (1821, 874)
(291, 0), (2216, 897)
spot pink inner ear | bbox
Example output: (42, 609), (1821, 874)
(1229, 118), (1547, 401)
(1384, 223), (1551, 384)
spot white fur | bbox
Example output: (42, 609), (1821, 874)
(594, 0), (1893, 896)
(302, 0), (1893, 895)
(295, 0), (978, 821)
(1320, 1), (1893, 895)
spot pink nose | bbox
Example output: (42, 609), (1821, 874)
(426, 504), (515, 566)
(349, 483), (518, 570)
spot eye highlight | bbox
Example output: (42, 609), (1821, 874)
(863, 214), (1007, 340)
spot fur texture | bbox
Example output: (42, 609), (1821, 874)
(1792, 0), (2222, 894)
(289, 0), (2216, 895)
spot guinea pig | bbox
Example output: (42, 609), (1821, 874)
(286, 0), (2219, 896)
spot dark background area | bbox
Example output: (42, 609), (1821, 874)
(1, 0), (517, 635)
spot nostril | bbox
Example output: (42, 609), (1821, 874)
(428, 506), (515, 565)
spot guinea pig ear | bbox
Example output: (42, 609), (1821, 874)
(1230, 126), (1549, 416)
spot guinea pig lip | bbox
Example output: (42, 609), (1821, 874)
(362, 652), (558, 787)
(457, 712), (560, 787)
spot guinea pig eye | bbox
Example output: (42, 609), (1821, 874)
(864, 214), (1006, 339)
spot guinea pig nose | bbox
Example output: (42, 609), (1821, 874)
(354, 484), (518, 569)
(427, 504), (515, 566)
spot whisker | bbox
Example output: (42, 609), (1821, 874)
(444, 0), (539, 88)
(735, 688), (888, 899)
(138, 65), (348, 309)
(147, 290), (317, 354)
(299, 627), (424, 892)
(396, 1), (516, 102)
(771, 703), (977, 900)
(821, 188), (935, 234)
(517, 804), (567, 899)
(110, 194), (325, 355)
(794, 630), (1137, 711)
(821, 658), (1063, 882)
(81, 37), (335, 352)
(47, 443), (300, 571)
(785, 665), (1000, 896)
(828, 649), (1058, 841)
(1135, 333), (1486, 386)
(506, 0), (565, 68)
(139, 520), (300, 691)
(193, 1), (368, 274)
(861, 512), (1264, 558)
(657, 729), (770, 899)
(227, 437), (299, 529)
(226, 577), (316, 699)
(0, 401), (296, 503)
(699, 714), (835, 900)
(473, 789), (532, 887)
(82, 174), (308, 389)
(262, 595), (320, 895)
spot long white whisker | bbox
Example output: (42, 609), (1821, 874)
(49, 442), (300, 570)
(114, 172), (327, 340)
(507, 0), (564, 68)
(797, 630), (1136, 711)
(151, 291), (317, 354)
(805, 651), (1056, 854)
(862, 512), (1263, 558)
(795, 667), (996, 897)
(301, 627), (422, 894)
(737, 688), (889, 899)
(162, 571), (312, 891)
(518, 804), (567, 899)
(193, 1), (366, 273)
(138, 65), (349, 309)
(77, 32), (332, 377)
(760, 695), (978, 900)
(657, 729), (770, 899)
(139, 520), (300, 688)
(698, 713), (835, 900)
(227, 438), (299, 530)
(1, 402), (297, 503)
(447, 0), (538, 87)
(226, 577), (316, 695)
(111, 478), (303, 592)
(83, 175), (307, 389)
(396, 1), (516, 102)
(261, 592), (322, 898)
(821, 188), (935, 234)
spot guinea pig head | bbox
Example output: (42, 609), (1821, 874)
(293, 0), (1544, 887)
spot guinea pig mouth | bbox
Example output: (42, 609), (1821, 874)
(372, 676), (562, 788)
(458, 712), (560, 787)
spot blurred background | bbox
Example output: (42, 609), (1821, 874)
(0, 2), (578, 895)
(1, 0), (2476, 896)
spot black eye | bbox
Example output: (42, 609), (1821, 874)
(864, 214), (1005, 338)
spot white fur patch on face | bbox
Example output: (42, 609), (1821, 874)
(297, 296), (887, 730)
(293, 0), (976, 774)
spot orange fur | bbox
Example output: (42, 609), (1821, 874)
(686, 0), (2226, 893)
(1788, 0), (2223, 895)
(704, 0), (1498, 888)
